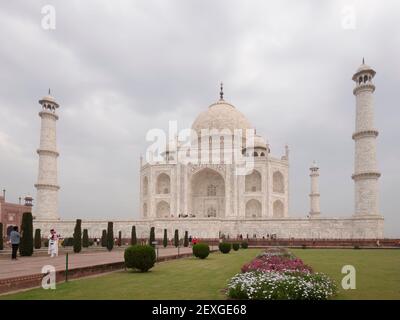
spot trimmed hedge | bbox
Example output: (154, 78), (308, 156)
(118, 231), (122, 246)
(0, 222), (3, 250)
(82, 229), (89, 248)
(73, 219), (82, 253)
(149, 227), (155, 247)
(174, 229), (179, 247)
(131, 226), (137, 245)
(219, 242), (231, 254)
(163, 229), (168, 248)
(124, 245), (156, 272)
(192, 243), (210, 259)
(232, 243), (240, 251)
(34, 229), (41, 249)
(107, 222), (114, 251)
(20, 212), (33, 256)
(241, 242), (249, 249)
(184, 231), (189, 247)
(101, 229), (107, 247)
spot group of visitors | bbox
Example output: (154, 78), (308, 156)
(8, 227), (60, 260)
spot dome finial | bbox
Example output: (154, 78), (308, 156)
(48, 88), (51, 95)
(362, 57), (365, 64)
(219, 82), (224, 100)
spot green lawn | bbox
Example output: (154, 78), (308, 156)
(292, 248), (400, 300)
(2, 248), (399, 300)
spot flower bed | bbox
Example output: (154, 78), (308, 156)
(241, 248), (313, 274)
(227, 248), (336, 300)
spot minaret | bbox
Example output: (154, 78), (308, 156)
(309, 161), (320, 218)
(34, 91), (60, 220)
(352, 60), (381, 216)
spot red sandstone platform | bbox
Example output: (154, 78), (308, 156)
(0, 247), (194, 294)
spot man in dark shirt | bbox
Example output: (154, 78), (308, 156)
(10, 226), (21, 260)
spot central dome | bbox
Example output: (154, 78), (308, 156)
(191, 99), (253, 136)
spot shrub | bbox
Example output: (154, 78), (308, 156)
(149, 227), (155, 247)
(34, 229), (41, 249)
(20, 212), (33, 256)
(73, 219), (82, 253)
(63, 237), (74, 247)
(227, 271), (337, 300)
(219, 242), (231, 254)
(232, 243), (240, 251)
(241, 242), (248, 249)
(101, 229), (107, 247)
(107, 222), (114, 251)
(124, 245), (156, 272)
(184, 231), (189, 247)
(88, 239), (94, 246)
(354, 245), (361, 250)
(174, 229), (179, 247)
(192, 243), (210, 259)
(131, 226), (137, 245)
(163, 229), (168, 248)
(82, 229), (89, 248)
(118, 231), (122, 246)
(44, 239), (49, 247)
(0, 222), (3, 250)
(301, 244), (307, 249)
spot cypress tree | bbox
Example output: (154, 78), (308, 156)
(131, 225), (137, 245)
(73, 219), (82, 253)
(149, 227), (155, 247)
(20, 212), (33, 256)
(101, 229), (107, 247)
(184, 231), (189, 247)
(174, 229), (179, 247)
(82, 229), (89, 248)
(34, 229), (41, 249)
(0, 223), (3, 250)
(118, 231), (122, 246)
(163, 229), (168, 248)
(107, 222), (114, 251)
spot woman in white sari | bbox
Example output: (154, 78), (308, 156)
(48, 229), (59, 257)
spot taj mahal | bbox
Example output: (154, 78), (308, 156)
(33, 61), (384, 239)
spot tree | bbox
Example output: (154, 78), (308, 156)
(163, 229), (168, 248)
(174, 229), (179, 247)
(107, 222), (114, 251)
(101, 229), (107, 247)
(149, 227), (155, 247)
(131, 225), (137, 245)
(20, 212), (33, 256)
(82, 229), (89, 248)
(184, 231), (189, 247)
(73, 219), (82, 253)
(0, 223), (3, 250)
(34, 229), (41, 249)
(118, 231), (122, 246)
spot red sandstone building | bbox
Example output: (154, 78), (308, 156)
(0, 191), (33, 236)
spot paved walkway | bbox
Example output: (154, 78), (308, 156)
(0, 247), (192, 280)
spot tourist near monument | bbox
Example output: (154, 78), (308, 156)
(31, 60), (384, 240)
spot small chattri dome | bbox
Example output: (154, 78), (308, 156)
(352, 59), (376, 81)
(39, 94), (59, 108)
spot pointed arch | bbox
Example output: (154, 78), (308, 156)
(245, 199), (262, 218)
(156, 201), (170, 218)
(273, 171), (284, 193)
(245, 170), (261, 192)
(273, 200), (284, 217)
(156, 173), (170, 194)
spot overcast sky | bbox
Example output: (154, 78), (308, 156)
(1, 0), (399, 237)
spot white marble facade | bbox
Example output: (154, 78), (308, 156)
(33, 62), (385, 239)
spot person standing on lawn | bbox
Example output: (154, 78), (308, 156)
(10, 226), (20, 260)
